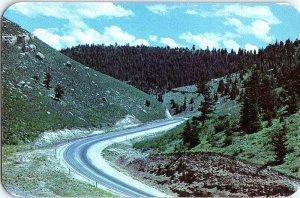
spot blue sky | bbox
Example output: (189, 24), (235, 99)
(4, 2), (300, 51)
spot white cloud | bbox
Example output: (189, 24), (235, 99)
(251, 20), (273, 42)
(224, 18), (274, 43)
(10, 2), (134, 19)
(216, 4), (281, 25)
(184, 4), (280, 25)
(9, 2), (134, 30)
(75, 3), (134, 18)
(149, 35), (158, 42)
(33, 29), (63, 50)
(102, 26), (135, 45)
(160, 37), (179, 48)
(133, 39), (149, 46)
(276, 3), (290, 6)
(32, 26), (149, 50)
(224, 32), (241, 39)
(185, 9), (198, 15)
(147, 4), (176, 15)
(10, 2), (147, 49)
(223, 39), (240, 52)
(179, 32), (222, 49)
(245, 43), (259, 52)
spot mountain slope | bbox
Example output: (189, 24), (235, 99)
(1, 18), (165, 145)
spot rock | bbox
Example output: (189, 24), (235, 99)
(17, 34), (26, 44)
(101, 97), (108, 103)
(36, 52), (44, 61)
(64, 61), (72, 67)
(17, 80), (26, 87)
(2, 35), (17, 46)
(29, 44), (36, 52)
(21, 44), (29, 52)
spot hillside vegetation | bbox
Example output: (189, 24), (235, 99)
(1, 18), (165, 145)
(134, 44), (300, 179)
(61, 42), (256, 94)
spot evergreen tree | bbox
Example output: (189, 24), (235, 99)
(181, 96), (187, 112)
(54, 84), (64, 101)
(230, 83), (239, 100)
(196, 82), (205, 95)
(170, 99), (176, 109)
(287, 92), (298, 114)
(224, 83), (230, 96)
(240, 88), (261, 133)
(214, 92), (218, 102)
(157, 94), (163, 103)
(43, 72), (51, 89)
(182, 120), (199, 148)
(198, 85), (213, 126)
(174, 103), (180, 115)
(189, 98), (194, 104)
(272, 123), (288, 165)
(259, 77), (276, 120)
(217, 79), (225, 94)
(145, 99), (151, 107)
(182, 121), (191, 146)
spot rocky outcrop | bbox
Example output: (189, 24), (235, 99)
(36, 52), (45, 61)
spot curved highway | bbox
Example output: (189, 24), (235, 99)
(63, 117), (185, 197)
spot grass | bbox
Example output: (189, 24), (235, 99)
(134, 122), (186, 154)
(133, 75), (300, 179)
(2, 18), (165, 145)
(2, 145), (114, 197)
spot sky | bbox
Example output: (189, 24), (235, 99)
(3, 2), (300, 51)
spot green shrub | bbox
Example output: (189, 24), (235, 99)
(214, 119), (230, 133)
(223, 136), (232, 147)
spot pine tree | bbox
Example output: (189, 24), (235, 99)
(199, 85), (213, 126)
(182, 120), (199, 148)
(272, 123), (288, 165)
(287, 92), (298, 114)
(183, 121), (191, 146)
(217, 79), (225, 94)
(157, 94), (163, 103)
(174, 103), (180, 115)
(54, 84), (64, 101)
(240, 88), (261, 133)
(196, 82), (205, 95)
(214, 92), (218, 102)
(170, 99), (176, 109)
(224, 83), (230, 96)
(43, 72), (51, 89)
(181, 96), (187, 112)
(145, 99), (151, 107)
(189, 98), (194, 104)
(230, 83), (239, 100)
(259, 77), (276, 120)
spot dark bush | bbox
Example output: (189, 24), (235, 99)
(145, 99), (150, 107)
(214, 119), (230, 133)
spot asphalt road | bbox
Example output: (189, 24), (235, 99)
(63, 117), (185, 197)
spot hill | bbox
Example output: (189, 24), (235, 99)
(1, 18), (165, 145)
(61, 43), (256, 94)
(133, 58), (300, 179)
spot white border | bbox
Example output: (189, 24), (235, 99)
(0, 0), (299, 198)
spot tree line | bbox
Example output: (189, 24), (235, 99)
(61, 44), (256, 94)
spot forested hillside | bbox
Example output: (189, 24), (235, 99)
(61, 44), (256, 94)
(61, 40), (299, 95)
(133, 38), (300, 179)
